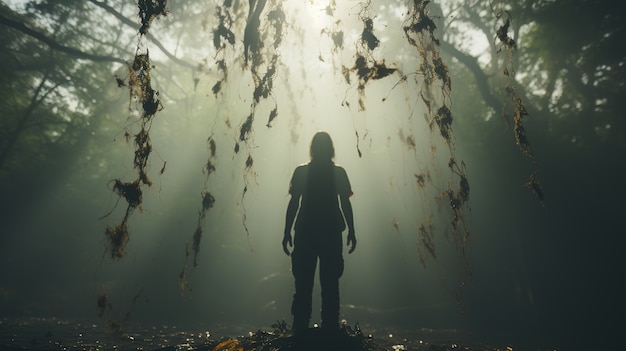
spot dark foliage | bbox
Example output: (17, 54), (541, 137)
(104, 222), (129, 260)
(495, 13), (516, 50)
(138, 0), (168, 35)
(266, 107), (278, 127)
(112, 179), (142, 210)
(434, 105), (453, 142)
(240, 114), (254, 141)
(361, 18), (379, 51)
(214, 6), (236, 49)
(403, 0), (439, 46)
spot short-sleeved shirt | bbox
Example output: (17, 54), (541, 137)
(289, 161), (352, 233)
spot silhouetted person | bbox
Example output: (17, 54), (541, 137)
(283, 131), (356, 335)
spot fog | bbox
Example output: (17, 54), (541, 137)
(0, 1), (624, 350)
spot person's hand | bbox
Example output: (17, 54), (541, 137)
(282, 233), (293, 256)
(347, 231), (357, 254)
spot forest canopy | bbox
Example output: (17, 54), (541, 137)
(1, 0), (622, 186)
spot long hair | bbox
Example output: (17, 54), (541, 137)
(309, 131), (335, 162)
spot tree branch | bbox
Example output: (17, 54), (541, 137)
(441, 40), (541, 121)
(0, 72), (58, 172)
(0, 11), (126, 64)
(440, 40), (502, 113)
(87, 0), (197, 70)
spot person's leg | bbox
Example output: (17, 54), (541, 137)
(319, 233), (344, 330)
(291, 237), (317, 333)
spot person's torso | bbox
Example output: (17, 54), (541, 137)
(295, 163), (346, 233)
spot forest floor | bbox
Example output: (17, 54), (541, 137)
(0, 317), (544, 351)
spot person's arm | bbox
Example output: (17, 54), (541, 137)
(340, 194), (356, 254)
(283, 194), (299, 256)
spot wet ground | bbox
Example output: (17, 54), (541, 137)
(0, 317), (545, 351)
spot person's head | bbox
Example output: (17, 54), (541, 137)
(310, 131), (335, 162)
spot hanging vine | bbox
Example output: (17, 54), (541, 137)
(102, 1), (167, 260)
(495, 10), (544, 206)
(181, 0), (287, 289)
(342, 1), (397, 112)
(401, 0), (472, 304)
(238, 0), (285, 246)
(97, 0), (167, 332)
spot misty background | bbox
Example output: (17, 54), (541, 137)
(0, 1), (624, 350)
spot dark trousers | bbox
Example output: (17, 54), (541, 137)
(291, 231), (344, 331)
